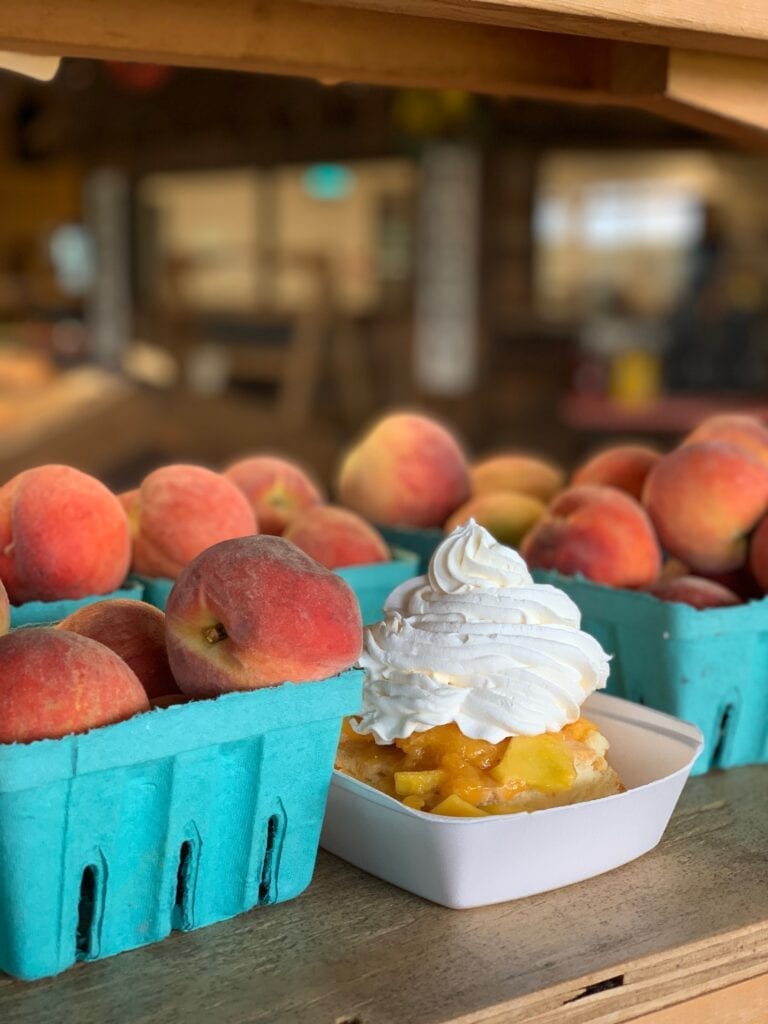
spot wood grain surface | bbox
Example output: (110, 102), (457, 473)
(303, 0), (768, 59)
(0, 766), (766, 1024)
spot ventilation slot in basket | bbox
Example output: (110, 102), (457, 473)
(258, 815), (281, 905)
(712, 704), (734, 767)
(76, 864), (100, 961)
(171, 839), (197, 932)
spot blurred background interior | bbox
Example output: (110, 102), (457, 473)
(1, 57), (768, 488)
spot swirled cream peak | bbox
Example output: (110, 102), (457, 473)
(355, 520), (610, 744)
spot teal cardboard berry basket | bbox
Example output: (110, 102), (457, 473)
(377, 526), (444, 574)
(335, 548), (419, 624)
(533, 569), (768, 775)
(0, 669), (362, 981)
(135, 548), (419, 625)
(10, 579), (145, 629)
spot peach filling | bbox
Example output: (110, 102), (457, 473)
(337, 717), (599, 816)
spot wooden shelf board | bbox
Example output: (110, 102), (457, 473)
(305, 0), (768, 60)
(1, 0), (767, 144)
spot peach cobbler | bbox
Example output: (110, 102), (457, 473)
(336, 521), (623, 817)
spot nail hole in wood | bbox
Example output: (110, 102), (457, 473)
(563, 974), (624, 1003)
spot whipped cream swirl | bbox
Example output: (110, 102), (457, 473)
(354, 520), (610, 744)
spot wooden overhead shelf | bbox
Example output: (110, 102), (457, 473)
(1, 0), (767, 142)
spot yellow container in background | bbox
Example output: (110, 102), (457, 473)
(610, 349), (661, 406)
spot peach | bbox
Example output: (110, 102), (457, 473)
(572, 445), (662, 501)
(151, 694), (193, 708)
(283, 506), (389, 569)
(643, 442), (768, 574)
(0, 464), (131, 605)
(682, 413), (768, 467)
(749, 515), (768, 592)
(444, 491), (545, 548)
(470, 454), (564, 503)
(0, 628), (149, 744)
(127, 464), (257, 579)
(646, 575), (741, 609)
(165, 535), (362, 697)
(338, 412), (470, 528)
(521, 485), (661, 588)
(57, 599), (180, 699)
(0, 579), (9, 637)
(224, 455), (324, 535)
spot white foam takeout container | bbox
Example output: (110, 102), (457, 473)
(321, 692), (703, 908)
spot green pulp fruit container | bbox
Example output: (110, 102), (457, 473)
(10, 580), (145, 629)
(0, 670), (363, 981)
(377, 526), (444, 574)
(336, 548), (419, 624)
(533, 569), (768, 775)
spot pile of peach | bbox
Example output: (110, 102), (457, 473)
(521, 413), (768, 608)
(0, 536), (362, 746)
(338, 411), (561, 549)
(0, 454), (396, 614)
(336, 409), (768, 609)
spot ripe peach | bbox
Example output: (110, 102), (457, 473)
(0, 465), (131, 605)
(0, 628), (149, 744)
(572, 445), (661, 501)
(0, 579), (9, 636)
(682, 413), (768, 467)
(338, 412), (469, 528)
(283, 505), (389, 569)
(165, 535), (363, 697)
(151, 694), (193, 708)
(521, 485), (661, 588)
(224, 455), (324, 535)
(748, 515), (768, 592)
(444, 491), (545, 548)
(643, 442), (768, 574)
(57, 599), (180, 699)
(470, 454), (564, 503)
(646, 575), (741, 609)
(128, 464), (257, 579)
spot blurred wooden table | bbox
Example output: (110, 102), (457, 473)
(0, 765), (766, 1024)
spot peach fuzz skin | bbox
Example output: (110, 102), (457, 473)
(682, 413), (768, 467)
(338, 412), (470, 529)
(445, 491), (544, 548)
(165, 535), (362, 698)
(283, 505), (389, 569)
(748, 515), (768, 592)
(470, 454), (564, 503)
(57, 599), (181, 699)
(0, 465), (131, 605)
(646, 575), (741, 609)
(225, 455), (324, 535)
(124, 464), (257, 580)
(0, 628), (149, 744)
(572, 445), (661, 501)
(0, 579), (9, 637)
(643, 442), (768, 575)
(521, 485), (661, 588)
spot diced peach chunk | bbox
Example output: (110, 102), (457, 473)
(431, 794), (488, 817)
(402, 795), (427, 810)
(490, 735), (576, 792)
(394, 769), (446, 797)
